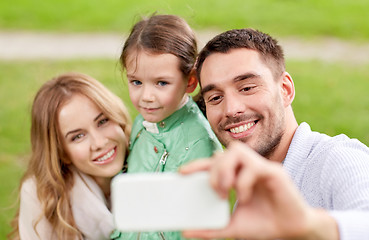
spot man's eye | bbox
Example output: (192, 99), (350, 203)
(241, 86), (254, 92)
(158, 81), (168, 87)
(131, 80), (142, 86)
(207, 95), (223, 104)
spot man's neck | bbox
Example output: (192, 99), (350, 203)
(269, 115), (299, 163)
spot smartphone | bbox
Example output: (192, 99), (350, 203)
(111, 171), (230, 232)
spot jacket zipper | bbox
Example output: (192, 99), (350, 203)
(159, 232), (166, 240)
(136, 151), (169, 240)
(155, 150), (169, 172)
(156, 151), (168, 239)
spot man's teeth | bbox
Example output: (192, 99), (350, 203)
(230, 122), (255, 134)
(97, 149), (115, 162)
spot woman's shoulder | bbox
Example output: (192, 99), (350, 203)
(20, 176), (37, 197)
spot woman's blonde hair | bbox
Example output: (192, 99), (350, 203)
(9, 72), (131, 239)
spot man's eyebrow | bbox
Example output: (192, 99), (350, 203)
(201, 73), (259, 95)
(234, 73), (260, 82)
(201, 84), (216, 95)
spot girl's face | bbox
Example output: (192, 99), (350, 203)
(58, 94), (127, 183)
(126, 51), (190, 123)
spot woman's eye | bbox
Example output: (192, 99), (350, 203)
(72, 133), (84, 142)
(98, 118), (109, 126)
(157, 81), (168, 87)
(131, 80), (142, 86)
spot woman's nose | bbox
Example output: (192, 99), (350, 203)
(90, 130), (108, 151)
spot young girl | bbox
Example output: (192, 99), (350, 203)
(114, 14), (222, 240)
(9, 72), (131, 240)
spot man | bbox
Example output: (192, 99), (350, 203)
(180, 28), (369, 240)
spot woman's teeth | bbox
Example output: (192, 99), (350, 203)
(96, 149), (115, 162)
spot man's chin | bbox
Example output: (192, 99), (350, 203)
(218, 136), (248, 148)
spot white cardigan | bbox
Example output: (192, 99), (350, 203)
(18, 171), (114, 239)
(284, 122), (369, 240)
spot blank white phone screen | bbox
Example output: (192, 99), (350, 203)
(111, 172), (230, 232)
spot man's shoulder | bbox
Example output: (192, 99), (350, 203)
(295, 124), (369, 167)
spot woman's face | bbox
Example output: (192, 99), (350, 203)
(58, 94), (127, 182)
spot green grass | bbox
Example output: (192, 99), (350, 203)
(1, 59), (369, 238)
(0, 0), (369, 40)
(290, 60), (369, 144)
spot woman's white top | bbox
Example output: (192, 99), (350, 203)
(18, 171), (114, 239)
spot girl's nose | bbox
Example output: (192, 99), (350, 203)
(141, 86), (155, 102)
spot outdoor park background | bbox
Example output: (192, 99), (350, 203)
(1, 0), (369, 238)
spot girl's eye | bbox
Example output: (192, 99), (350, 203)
(131, 80), (142, 86)
(158, 81), (168, 87)
(98, 118), (109, 126)
(72, 133), (84, 142)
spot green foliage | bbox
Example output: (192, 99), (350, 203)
(0, 0), (368, 40)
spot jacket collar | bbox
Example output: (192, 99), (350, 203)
(142, 96), (194, 134)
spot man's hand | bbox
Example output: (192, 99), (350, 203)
(179, 142), (338, 240)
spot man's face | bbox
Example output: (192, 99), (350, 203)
(200, 48), (286, 158)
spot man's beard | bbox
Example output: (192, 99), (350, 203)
(217, 113), (285, 159)
(253, 130), (283, 159)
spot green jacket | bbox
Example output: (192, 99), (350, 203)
(127, 97), (222, 173)
(112, 97), (222, 240)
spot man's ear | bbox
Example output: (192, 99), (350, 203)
(186, 69), (198, 93)
(280, 72), (295, 107)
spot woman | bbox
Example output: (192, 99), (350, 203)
(9, 72), (131, 239)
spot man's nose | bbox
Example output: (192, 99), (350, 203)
(224, 93), (245, 118)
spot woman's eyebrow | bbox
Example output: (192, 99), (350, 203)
(94, 112), (104, 122)
(65, 129), (81, 139)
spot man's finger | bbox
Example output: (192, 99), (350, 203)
(178, 159), (212, 174)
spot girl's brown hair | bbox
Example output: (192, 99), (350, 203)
(120, 14), (197, 77)
(9, 72), (131, 239)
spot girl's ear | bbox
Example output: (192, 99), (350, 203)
(186, 69), (198, 93)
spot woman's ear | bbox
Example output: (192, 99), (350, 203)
(280, 72), (295, 107)
(186, 69), (198, 93)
